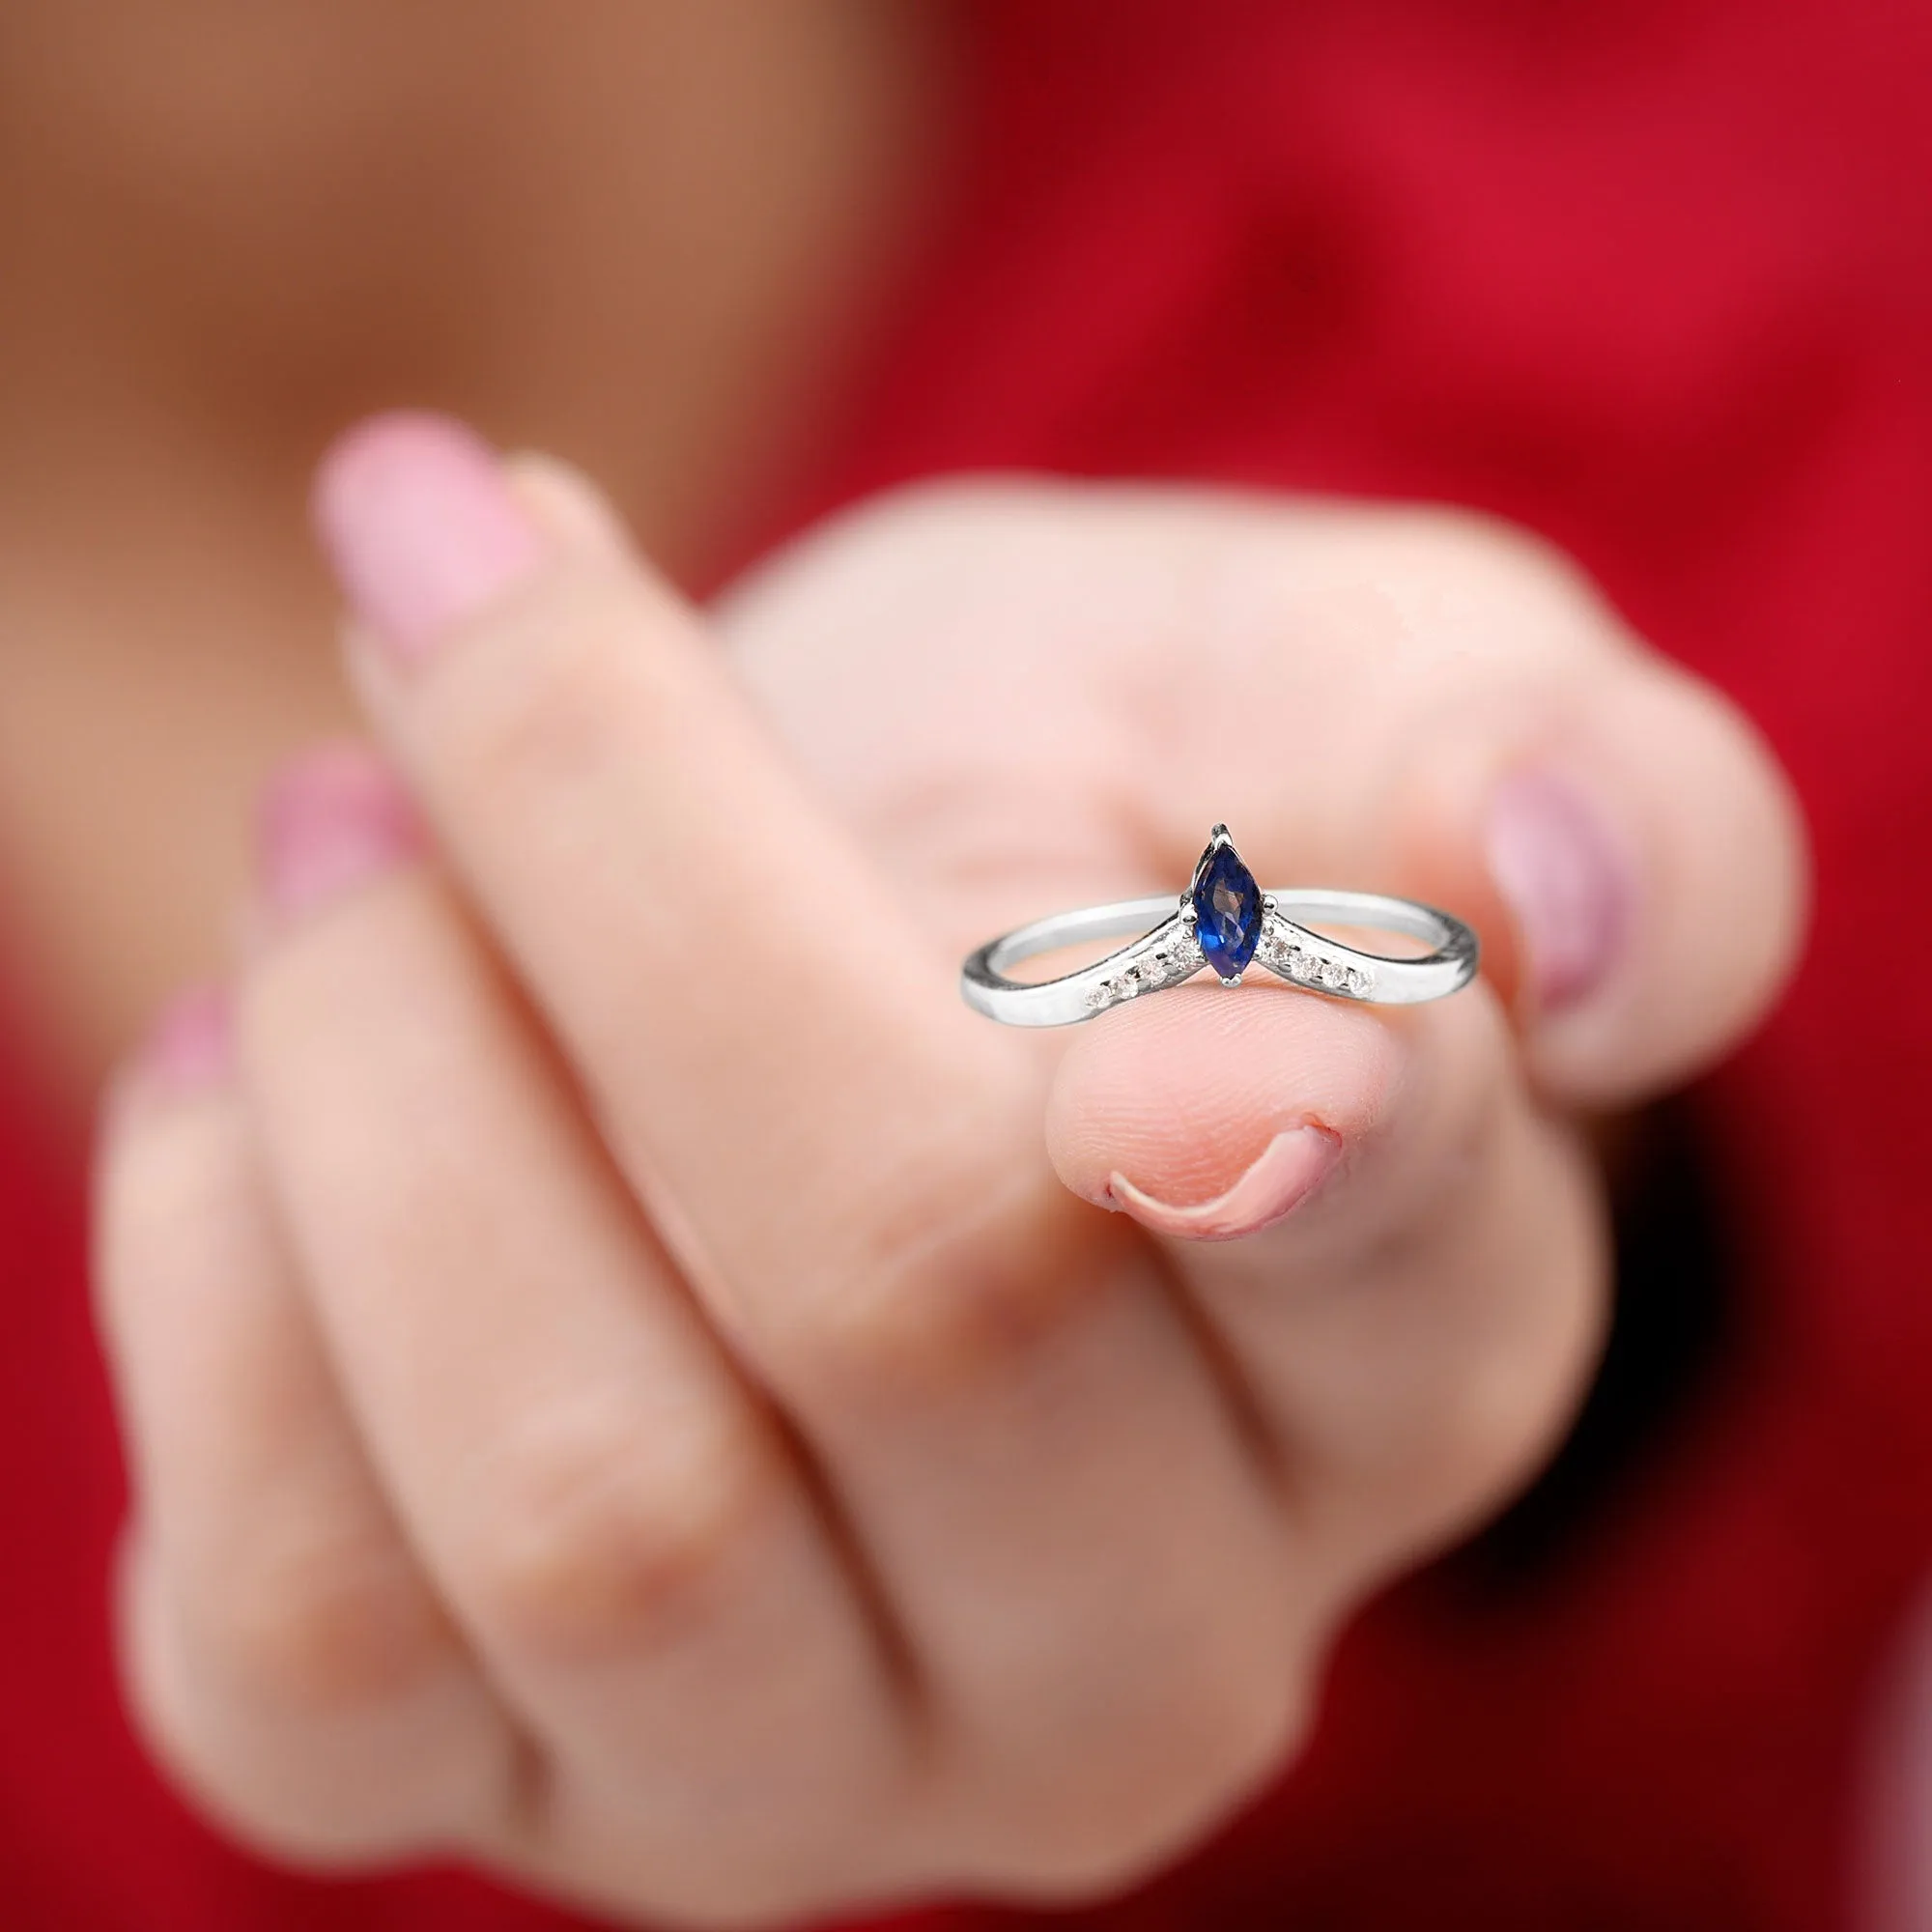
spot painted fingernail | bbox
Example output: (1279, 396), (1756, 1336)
(1484, 769), (1634, 1012)
(129, 983), (234, 1101)
(312, 412), (545, 661)
(1106, 1125), (1340, 1242)
(258, 746), (424, 925)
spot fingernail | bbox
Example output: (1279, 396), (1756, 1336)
(1484, 768), (1634, 1011)
(312, 412), (545, 661)
(1106, 1125), (1340, 1242)
(258, 746), (424, 925)
(130, 983), (234, 1101)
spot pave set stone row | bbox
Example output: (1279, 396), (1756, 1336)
(1257, 918), (1376, 998)
(1082, 920), (1204, 1009)
(1079, 915), (1374, 1010)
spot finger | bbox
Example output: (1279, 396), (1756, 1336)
(1048, 979), (1606, 1583)
(313, 415), (1309, 1888)
(91, 988), (515, 1865)
(237, 747), (911, 1918)
(318, 412), (1035, 1318)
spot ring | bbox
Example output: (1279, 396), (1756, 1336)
(960, 825), (1479, 1027)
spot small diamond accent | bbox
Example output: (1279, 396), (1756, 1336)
(1258, 921), (1378, 998)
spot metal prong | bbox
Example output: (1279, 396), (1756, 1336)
(1208, 822), (1232, 845)
(1263, 893), (1277, 913)
(1179, 901), (1198, 923)
(1219, 975), (1241, 988)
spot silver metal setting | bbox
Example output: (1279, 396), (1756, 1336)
(961, 886), (1479, 1028)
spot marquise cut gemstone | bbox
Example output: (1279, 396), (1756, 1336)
(1190, 832), (1263, 979)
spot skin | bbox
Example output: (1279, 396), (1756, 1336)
(93, 436), (1804, 1924)
(1, 5), (1808, 1922)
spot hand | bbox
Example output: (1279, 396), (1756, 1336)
(93, 417), (1804, 1925)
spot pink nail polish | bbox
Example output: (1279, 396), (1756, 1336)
(1106, 1125), (1340, 1242)
(1484, 769), (1634, 1011)
(311, 412), (545, 660)
(259, 745), (424, 924)
(132, 983), (234, 1100)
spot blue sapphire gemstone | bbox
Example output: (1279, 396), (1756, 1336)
(1190, 829), (1263, 980)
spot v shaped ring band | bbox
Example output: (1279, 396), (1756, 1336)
(960, 826), (1479, 1028)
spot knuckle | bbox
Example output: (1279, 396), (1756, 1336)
(465, 1410), (781, 1668)
(123, 1565), (449, 1872)
(201, 1524), (456, 1719)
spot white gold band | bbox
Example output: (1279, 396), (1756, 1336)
(960, 889), (1479, 1027)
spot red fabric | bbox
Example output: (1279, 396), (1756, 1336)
(6, 3), (1932, 1926)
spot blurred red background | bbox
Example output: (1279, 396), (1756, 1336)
(6, 4), (1932, 1927)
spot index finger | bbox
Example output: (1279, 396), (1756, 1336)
(314, 414), (1046, 1356)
